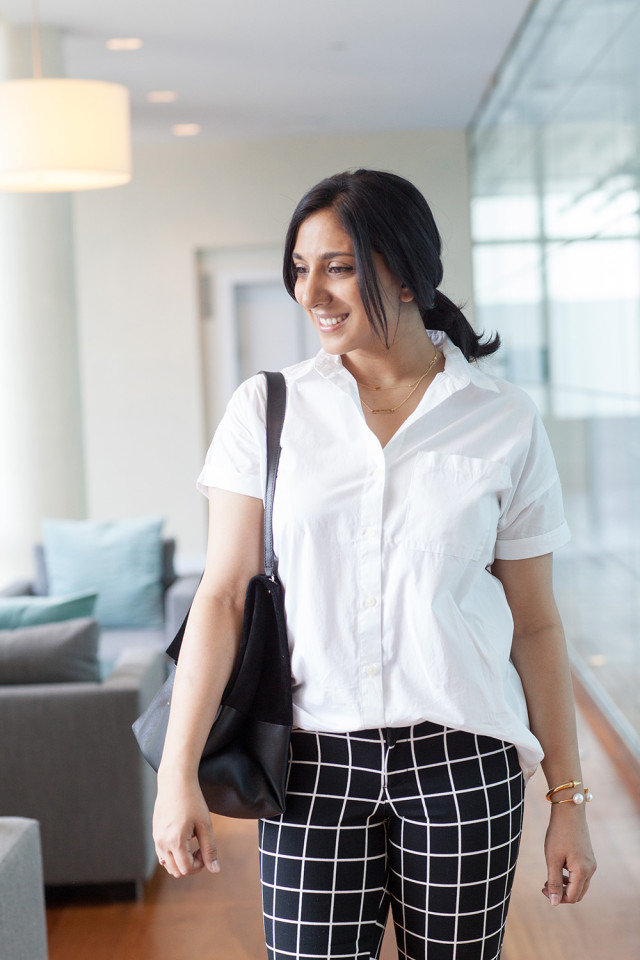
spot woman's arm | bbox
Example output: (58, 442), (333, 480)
(153, 488), (264, 878)
(491, 553), (597, 905)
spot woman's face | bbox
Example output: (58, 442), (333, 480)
(292, 208), (402, 357)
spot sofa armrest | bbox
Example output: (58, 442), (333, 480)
(105, 646), (171, 702)
(0, 579), (35, 597)
(106, 646), (168, 689)
(0, 818), (48, 960)
(0, 648), (166, 887)
(164, 574), (201, 641)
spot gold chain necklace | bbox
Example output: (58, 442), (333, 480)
(358, 345), (440, 415)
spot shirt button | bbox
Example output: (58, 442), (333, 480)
(364, 596), (377, 608)
(363, 526), (377, 539)
(365, 664), (379, 677)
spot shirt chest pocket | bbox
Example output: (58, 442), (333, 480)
(402, 452), (511, 561)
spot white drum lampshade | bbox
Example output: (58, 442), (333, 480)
(0, 78), (132, 192)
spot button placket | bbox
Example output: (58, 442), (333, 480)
(357, 448), (385, 725)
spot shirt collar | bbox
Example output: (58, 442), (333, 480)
(438, 336), (500, 394)
(312, 334), (500, 395)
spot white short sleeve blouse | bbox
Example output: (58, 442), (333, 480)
(197, 336), (570, 779)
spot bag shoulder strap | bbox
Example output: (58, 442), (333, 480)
(262, 370), (286, 580)
(165, 370), (286, 662)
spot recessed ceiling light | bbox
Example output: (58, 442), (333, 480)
(147, 91), (179, 103)
(171, 123), (201, 137)
(106, 38), (144, 51)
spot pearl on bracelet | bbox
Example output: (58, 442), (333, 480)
(571, 787), (593, 804)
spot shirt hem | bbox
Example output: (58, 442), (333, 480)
(494, 521), (571, 560)
(196, 471), (262, 499)
(292, 708), (543, 781)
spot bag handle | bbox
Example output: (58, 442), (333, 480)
(165, 371), (286, 662)
(262, 371), (286, 580)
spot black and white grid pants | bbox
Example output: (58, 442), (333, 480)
(259, 721), (524, 960)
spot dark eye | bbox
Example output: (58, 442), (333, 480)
(293, 263), (307, 278)
(328, 264), (353, 274)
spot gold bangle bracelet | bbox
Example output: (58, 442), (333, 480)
(546, 780), (593, 805)
(546, 780), (581, 800)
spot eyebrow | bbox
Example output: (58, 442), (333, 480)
(292, 251), (355, 260)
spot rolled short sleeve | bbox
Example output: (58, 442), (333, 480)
(495, 408), (570, 560)
(196, 375), (267, 499)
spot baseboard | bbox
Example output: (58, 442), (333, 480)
(45, 879), (142, 904)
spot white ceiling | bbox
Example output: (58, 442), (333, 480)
(1, 0), (533, 142)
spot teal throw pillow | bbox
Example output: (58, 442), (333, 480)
(42, 517), (165, 629)
(0, 592), (98, 629)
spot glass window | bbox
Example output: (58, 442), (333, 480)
(470, 0), (640, 757)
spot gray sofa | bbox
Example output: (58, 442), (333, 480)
(0, 540), (201, 895)
(0, 818), (48, 960)
(0, 647), (166, 895)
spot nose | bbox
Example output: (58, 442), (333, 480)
(298, 267), (330, 310)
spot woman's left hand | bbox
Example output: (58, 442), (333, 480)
(542, 804), (597, 905)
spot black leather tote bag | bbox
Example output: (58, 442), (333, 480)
(133, 371), (292, 819)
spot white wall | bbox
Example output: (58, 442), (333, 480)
(0, 23), (87, 584)
(73, 128), (473, 569)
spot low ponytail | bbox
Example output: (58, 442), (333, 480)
(426, 290), (500, 361)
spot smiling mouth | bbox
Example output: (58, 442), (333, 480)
(316, 313), (348, 330)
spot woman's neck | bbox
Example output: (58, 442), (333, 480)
(341, 323), (438, 389)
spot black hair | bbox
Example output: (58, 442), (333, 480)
(283, 169), (499, 360)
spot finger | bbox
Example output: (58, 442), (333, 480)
(188, 837), (209, 872)
(195, 817), (220, 873)
(575, 877), (591, 902)
(544, 862), (566, 907)
(187, 837), (206, 874)
(564, 868), (587, 904)
(160, 851), (181, 879)
(541, 881), (564, 902)
(173, 836), (200, 876)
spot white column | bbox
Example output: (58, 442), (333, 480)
(0, 20), (86, 583)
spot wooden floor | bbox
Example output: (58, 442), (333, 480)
(46, 698), (640, 960)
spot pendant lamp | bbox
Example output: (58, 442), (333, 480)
(0, 2), (132, 192)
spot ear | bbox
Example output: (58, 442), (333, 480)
(399, 283), (415, 303)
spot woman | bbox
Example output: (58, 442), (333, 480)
(153, 169), (596, 959)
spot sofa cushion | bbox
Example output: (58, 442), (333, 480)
(42, 517), (165, 629)
(0, 592), (97, 629)
(32, 537), (177, 597)
(0, 618), (100, 684)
